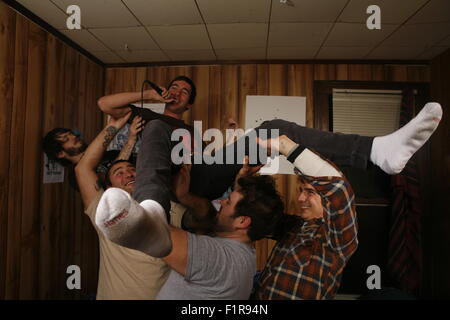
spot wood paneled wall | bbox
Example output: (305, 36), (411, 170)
(429, 49), (450, 298)
(1, 0), (439, 299)
(105, 63), (430, 270)
(0, 2), (103, 299)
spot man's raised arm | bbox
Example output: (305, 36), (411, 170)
(75, 112), (131, 208)
(260, 135), (358, 258)
(97, 89), (172, 119)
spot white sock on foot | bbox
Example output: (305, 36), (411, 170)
(95, 188), (172, 258)
(370, 102), (442, 174)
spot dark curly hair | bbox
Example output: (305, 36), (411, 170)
(42, 128), (72, 166)
(234, 175), (285, 241)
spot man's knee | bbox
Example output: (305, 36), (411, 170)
(260, 119), (292, 129)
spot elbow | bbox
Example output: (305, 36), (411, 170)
(74, 163), (82, 175)
(74, 163), (85, 181)
(97, 96), (110, 114)
(74, 162), (86, 175)
(74, 161), (94, 176)
(152, 241), (172, 259)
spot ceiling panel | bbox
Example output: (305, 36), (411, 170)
(208, 23), (267, 49)
(417, 46), (449, 59)
(267, 46), (319, 59)
(147, 25), (211, 50)
(91, 50), (125, 63)
(16, 0), (68, 29)
(382, 23), (450, 47)
(197, 0), (270, 23)
(11, 0), (450, 63)
(367, 45), (427, 59)
(215, 48), (266, 60)
(324, 23), (398, 47)
(269, 23), (333, 47)
(316, 46), (373, 59)
(52, 0), (139, 28)
(271, 0), (348, 23)
(408, 0), (450, 24)
(123, 0), (202, 26)
(60, 29), (109, 51)
(165, 49), (217, 61)
(90, 27), (159, 51)
(338, 0), (428, 24)
(437, 35), (450, 46)
(116, 50), (168, 62)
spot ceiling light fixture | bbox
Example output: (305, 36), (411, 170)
(280, 0), (295, 7)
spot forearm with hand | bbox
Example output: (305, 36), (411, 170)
(279, 135), (342, 177)
(97, 89), (170, 119)
(173, 164), (212, 220)
(77, 113), (130, 170)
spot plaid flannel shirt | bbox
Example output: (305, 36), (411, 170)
(254, 159), (358, 300)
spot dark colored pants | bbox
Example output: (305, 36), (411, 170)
(190, 119), (373, 200)
(134, 119), (373, 214)
(133, 120), (175, 216)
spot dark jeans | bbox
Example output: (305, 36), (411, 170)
(133, 120), (175, 217)
(133, 119), (373, 214)
(190, 119), (373, 200)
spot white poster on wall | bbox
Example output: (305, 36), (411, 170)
(43, 153), (65, 184)
(245, 95), (306, 175)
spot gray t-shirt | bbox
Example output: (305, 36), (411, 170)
(157, 232), (256, 300)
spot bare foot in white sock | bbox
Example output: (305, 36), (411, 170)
(95, 188), (172, 258)
(370, 102), (442, 174)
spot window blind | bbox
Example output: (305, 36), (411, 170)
(332, 89), (402, 137)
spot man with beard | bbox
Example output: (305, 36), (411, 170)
(95, 162), (284, 299)
(62, 111), (175, 299)
(95, 133), (357, 300)
(99, 75), (442, 208)
(42, 128), (88, 166)
(42, 116), (143, 189)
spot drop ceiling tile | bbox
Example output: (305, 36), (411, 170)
(16, 0), (68, 29)
(90, 27), (159, 51)
(367, 46), (427, 59)
(208, 23), (267, 49)
(271, 0), (348, 23)
(417, 46), (449, 59)
(60, 29), (109, 51)
(267, 46), (319, 59)
(165, 49), (216, 61)
(147, 25), (211, 50)
(269, 23), (333, 47)
(382, 23), (450, 47)
(338, 0), (428, 24)
(408, 0), (450, 24)
(324, 23), (398, 47)
(437, 35), (450, 46)
(316, 46), (373, 59)
(91, 51), (125, 63)
(52, 0), (139, 28)
(116, 50), (168, 63)
(123, 0), (202, 26)
(215, 48), (266, 60)
(197, 0), (270, 23)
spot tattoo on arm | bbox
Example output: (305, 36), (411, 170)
(103, 126), (118, 148)
(117, 141), (135, 161)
